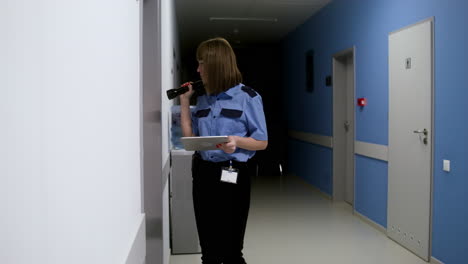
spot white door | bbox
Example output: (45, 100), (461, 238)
(388, 18), (433, 261)
(333, 48), (355, 205)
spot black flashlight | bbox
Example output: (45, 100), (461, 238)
(166, 80), (204, 100)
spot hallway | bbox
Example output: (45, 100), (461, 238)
(170, 174), (427, 264)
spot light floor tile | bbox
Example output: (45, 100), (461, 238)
(170, 174), (427, 264)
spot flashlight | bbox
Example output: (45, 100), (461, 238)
(166, 80), (204, 100)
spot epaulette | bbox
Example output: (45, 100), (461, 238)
(241, 86), (258, 98)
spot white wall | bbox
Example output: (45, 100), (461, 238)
(1, 1), (143, 263)
(161, 0), (180, 263)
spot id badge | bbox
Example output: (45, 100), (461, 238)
(221, 163), (238, 184)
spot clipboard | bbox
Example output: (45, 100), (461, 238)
(180, 136), (229, 151)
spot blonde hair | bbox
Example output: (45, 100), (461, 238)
(196, 37), (242, 94)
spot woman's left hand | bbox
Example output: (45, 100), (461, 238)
(217, 136), (238, 154)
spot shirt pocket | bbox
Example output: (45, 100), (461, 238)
(219, 108), (245, 135)
(194, 108), (210, 118)
(220, 108), (243, 118)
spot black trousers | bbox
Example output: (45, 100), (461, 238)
(192, 153), (251, 264)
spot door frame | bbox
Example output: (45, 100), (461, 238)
(332, 47), (356, 205)
(141, 0), (164, 263)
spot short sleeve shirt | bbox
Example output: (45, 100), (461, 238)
(191, 83), (268, 162)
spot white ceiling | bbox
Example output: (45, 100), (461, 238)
(175, 0), (332, 56)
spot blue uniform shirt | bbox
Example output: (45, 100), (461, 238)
(191, 83), (268, 162)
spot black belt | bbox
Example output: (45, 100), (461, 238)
(193, 152), (248, 169)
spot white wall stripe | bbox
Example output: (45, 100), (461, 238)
(354, 140), (388, 161)
(288, 130), (333, 148)
(288, 130), (388, 162)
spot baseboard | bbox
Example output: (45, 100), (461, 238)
(353, 210), (387, 234)
(430, 256), (444, 264)
(126, 214), (146, 264)
(309, 184), (332, 200)
(292, 174), (332, 200)
(354, 210), (444, 263)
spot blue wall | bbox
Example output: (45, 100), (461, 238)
(355, 155), (387, 227)
(282, 0), (468, 263)
(288, 139), (333, 195)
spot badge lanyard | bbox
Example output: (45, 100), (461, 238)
(221, 160), (239, 184)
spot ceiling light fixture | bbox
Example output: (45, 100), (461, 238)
(209, 17), (278, 22)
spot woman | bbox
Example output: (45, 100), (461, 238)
(179, 37), (268, 264)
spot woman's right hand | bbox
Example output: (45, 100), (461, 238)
(179, 82), (195, 137)
(179, 82), (195, 102)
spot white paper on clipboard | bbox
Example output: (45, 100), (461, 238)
(180, 136), (229, 151)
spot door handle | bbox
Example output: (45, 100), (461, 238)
(413, 128), (428, 144)
(344, 121), (350, 132)
(413, 128), (428, 136)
